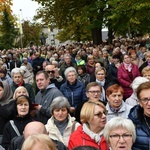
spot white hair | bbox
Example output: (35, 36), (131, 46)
(131, 76), (149, 91)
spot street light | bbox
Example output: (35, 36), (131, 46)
(19, 9), (23, 48)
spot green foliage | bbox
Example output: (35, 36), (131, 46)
(0, 7), (16, 49)
(15, 21), (42, 47)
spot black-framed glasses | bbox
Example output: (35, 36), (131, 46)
(88, 91), (101, 94)
(109, 134), (132, 141)
(140, 97), (150, 104)
(94, 110), (108, 118)
(47, 70), (55, 74)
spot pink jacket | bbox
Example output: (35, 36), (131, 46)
(117, 63), (140, 99)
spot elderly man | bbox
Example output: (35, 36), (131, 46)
(59, 54), (77, 79)
(45, 64), (64, 89)
(34, 70), (63, 124)
(9, 121), (67, 150)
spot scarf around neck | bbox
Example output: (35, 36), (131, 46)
(123, 62), (132, 72)
(82, 123), (103, 143)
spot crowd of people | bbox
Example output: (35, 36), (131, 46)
(0, 37), (150, 150)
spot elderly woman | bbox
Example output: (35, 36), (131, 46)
(94, 67), (114, 102)
(103, 117), (136, 150)
(128, 81), (150, 149)
(141, 66), (150, 80)
(125, 77), (149, 107)
(106, 84), (132, 121)
(118, 54), (140, 99)
(60, 67), (87, 113)
(2, 95), (33, 149)
(11, 68), (35, 102)
(68, 101), (108, 150)
(45, 96), (80, 147)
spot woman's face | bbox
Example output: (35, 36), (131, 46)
(130, 53), (136, 59)
(17, 100), (29, 117)
(139, 89), (150, 117)
(109, 127), (133, 150)
(143, 72), (150, 80)
(77, 68), (83, 75)
(53, 107), (68, 122)
(88, 105), (107, 132)
(107, 90), (123, 109)
(0, 86), (4, 99)
(96, 70), (105, 81)
(67, 72), (77, 84)
(95, 63), (101, 70)
(15, 89), (27, 98)
(123, 55), (131, 64)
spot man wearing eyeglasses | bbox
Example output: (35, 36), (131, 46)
(75, 82), (105, 123)
(45, 65), (64, 89)
(128, 81), (150, 150)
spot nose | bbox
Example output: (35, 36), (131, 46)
(118, 136), (125, 143)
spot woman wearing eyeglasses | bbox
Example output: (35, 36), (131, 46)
(68, 101), (108, 150)
(103, 117), (136, 150)
(128, 81), (150, 150)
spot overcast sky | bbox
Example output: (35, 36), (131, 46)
(11, 0), (40, 21)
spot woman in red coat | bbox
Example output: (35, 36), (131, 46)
(68, 101), (108, 150)
(117, 54), (140, 99)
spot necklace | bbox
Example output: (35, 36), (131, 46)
(144, 115), (150, 130)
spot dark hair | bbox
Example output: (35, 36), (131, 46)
(36, 70), (49, 79)
(14, 95), (32, 116)
(0, 81), (4, 88)
(77, 65), (86, 74)
(137, 81), (150, 100)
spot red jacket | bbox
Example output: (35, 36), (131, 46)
(68, 125), (108, 150)
(117, 63), (140, 99)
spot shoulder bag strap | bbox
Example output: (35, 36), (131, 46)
(10, 120), (21, 136)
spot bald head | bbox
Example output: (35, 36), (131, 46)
(24, 121), (48, 139)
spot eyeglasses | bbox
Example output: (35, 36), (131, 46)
(46, 70), (55, 74)
(140, 97), (150, 104)
(88, 91), (101, 94)
(94, 110), (108, 118)
(109, 134), (132, 141)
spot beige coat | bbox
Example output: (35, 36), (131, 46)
(45, 115), (80, 147)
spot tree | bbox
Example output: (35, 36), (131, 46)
(0, 6), (16, 49)
(15, 20), (42, 47)
(33, 0), (106, 44)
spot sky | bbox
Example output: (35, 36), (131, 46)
(11, 0), (40, 21)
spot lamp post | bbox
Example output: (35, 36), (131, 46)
(19, 9), (23, 48)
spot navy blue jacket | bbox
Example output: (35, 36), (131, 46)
(128, 105), (150, 150)
(60, 80), (87, 108)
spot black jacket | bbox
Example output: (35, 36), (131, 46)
(2, 115), (33, 150)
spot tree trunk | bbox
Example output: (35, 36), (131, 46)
(108, 28), (113, 44)
(91, 28), (102, 45)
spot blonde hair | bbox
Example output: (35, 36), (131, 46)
(13, 86), (29, 99)
(80, 101), (106, 123)
(21, 134), (56, 150)
(141, 66), (150, 76)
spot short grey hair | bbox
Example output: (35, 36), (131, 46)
(103, 117), (136, 144)
(64, 67), (77, 79)
(50, 96), (70, 115)
(11, 68), (24, 78)
(131, 76), (149, 91)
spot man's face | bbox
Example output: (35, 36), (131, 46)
(13, 73), (23, 84)
(45, 65), (55, 79)
(64, 56), (71, 65)
(36, 73), (50, 90)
